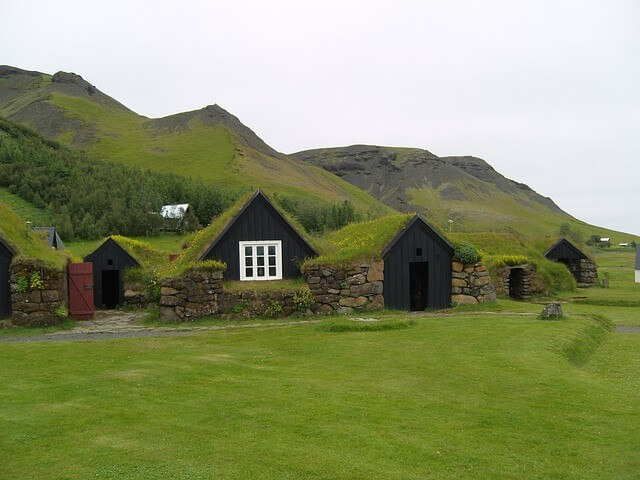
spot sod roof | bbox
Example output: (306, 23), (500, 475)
(0, 203), (68, 268)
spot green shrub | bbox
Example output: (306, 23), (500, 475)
(453, 242), (479, 264)
(29, 272), (44, 290)
(264, 301), (283, 318)
(292, 288), (314, 312)
(54, 306), (68, 319)
(16, 275), (28, 293)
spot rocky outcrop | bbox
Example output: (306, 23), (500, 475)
(9, 261), (67, 327)
(451, 261), (496, 304)
(304, 262), (384, 314)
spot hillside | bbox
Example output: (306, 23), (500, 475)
(292, 145), (638, 243)
(0, 66), (389, 217)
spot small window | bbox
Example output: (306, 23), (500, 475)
(107, 259), (114, 265)
(416, 248), (422, 256)
(239, 241), (282, 281)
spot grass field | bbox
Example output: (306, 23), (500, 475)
(0, 187), (51, 225)
(0, 252), (638, 479)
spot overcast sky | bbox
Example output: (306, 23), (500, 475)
(2, 0), (639, 234)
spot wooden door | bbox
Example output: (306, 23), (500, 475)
(68, 262), (94, 319)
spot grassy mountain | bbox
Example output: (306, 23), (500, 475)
(0, 66), (389, 216)
(292, 145), (638, 243)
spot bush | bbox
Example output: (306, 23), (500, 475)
(292, 288), (314, 312)
(453, 242), (479, 264)
(264, 301), (283, 318)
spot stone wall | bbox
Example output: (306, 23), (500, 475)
(304, 262), (384, 314)
(158, 269), (224, 322)
(9, 260), (67, 327)
(123, 282), (153, 309)
(494, 264), (534, 299)
(578, 259), (598, 286)
(158, 268), (312, 321)
(451, 261), (496, 304)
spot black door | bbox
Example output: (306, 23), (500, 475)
(0, 255), (10, 319)
(409, 262), (429, 311)
(101, 270), (120, 309)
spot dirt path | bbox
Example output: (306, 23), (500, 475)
(0, 310), (322, 343)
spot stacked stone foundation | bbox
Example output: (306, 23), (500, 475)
(304, 262), (384, 314)
(451, 261), (496, 304)
(9, 260), (67, 326)
(577, 259), (598, 286)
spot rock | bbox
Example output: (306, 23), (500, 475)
(321, 269), (333, 277)
(327, 288), (340, 294)
(346, 274), (366, 285)
(451, 294), (478, 305)
(41, 290), (60, 302)
(350, 282), (383, 296)
(464, 266), (475, 273)
(339, 296), (367, 308)
(124, 290), (139, 299)
(159, 307), (180, 322)
(452, 278), (467, 288)
(479, 292), (496, 303)
(307, 276), (321, 284)
(367, 262), (384, 282)
(160, 286), (179, 295)
(336, 307), (354, 315)
(316, 304), (334, 314)
(368, 294), (384, 310)
(541, 303), (563, 319)
(159, 295), (184, 307)
(474, 264), (486, 272)
(473, 276), (492, 287)
(452, 262), (464, 272)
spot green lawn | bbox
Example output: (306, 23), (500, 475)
(1, 251), (639, 479)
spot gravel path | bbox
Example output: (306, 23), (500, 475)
(613, 325), (640, 334)
(0, 310), (321, 343)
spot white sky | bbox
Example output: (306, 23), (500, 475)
(1, 0), (639, 234)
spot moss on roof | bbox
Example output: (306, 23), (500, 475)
(0, 203), (68, 268)
(108, 235), (168, 270)
(303, 213), (414, 268)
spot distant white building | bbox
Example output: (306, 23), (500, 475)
(619, 243), (629, 247)
(600, 237), (611, 243)
(636, 247), (640, 284)
(161, 204), (190, 220)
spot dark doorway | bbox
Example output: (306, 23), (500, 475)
(509, 267), (524, 299)
(0, 257), (10, 319)
(409, 262), (429, 311)
(101, 270), (120, 309)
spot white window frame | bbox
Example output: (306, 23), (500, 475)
(239, 240), (283, 281)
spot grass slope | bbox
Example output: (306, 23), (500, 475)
(0, 187), (51, 225)
(15, 90), (390, 216)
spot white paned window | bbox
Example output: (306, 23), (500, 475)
(239, 241), (282, 281)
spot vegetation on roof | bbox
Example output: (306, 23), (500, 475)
(0, 203), (68, 268)
(303, 214), (414, 268)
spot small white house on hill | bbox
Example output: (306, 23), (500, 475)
(161, 204), (190, 220)
(635, 247), (640, 284)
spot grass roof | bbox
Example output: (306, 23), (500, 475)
(168, 190), (318, 277)
(0, 203), (68, 268)
(108, 235), (168, 271)
(303, 213), (414, 268)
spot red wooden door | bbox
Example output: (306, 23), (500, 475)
(68, 262), (94, 319)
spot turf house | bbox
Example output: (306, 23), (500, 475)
(85, 238), (140, 309)
(199, 190), (317, 281)
(544, 238), (597, 285)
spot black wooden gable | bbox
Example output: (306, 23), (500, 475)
(84, 238), (140, 269)
(0, 236), (15, 259)
(382, 215), (454, 310)
(200, 190), (316, 280)
(545, 238), (588, 262)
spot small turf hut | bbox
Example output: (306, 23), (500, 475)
(198, 190), (317, 281)
(85, 238), (140, 309)
(31, 226), (65, 250)
(0, 236), (15, 319)
(544, 238), (597, 285)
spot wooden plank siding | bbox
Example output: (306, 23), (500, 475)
(0, 237), (14, 319)
(545, 238), (588, 262)
(383, 218), (453, 310)
(202, 193), (316, 280)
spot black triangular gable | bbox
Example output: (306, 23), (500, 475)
(0, 236), (15, 259)
(200, 190), (316, 260)
(381, 214), (453, 258)
(84, 237), (140, 267)
(544, 238), (588, 261)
